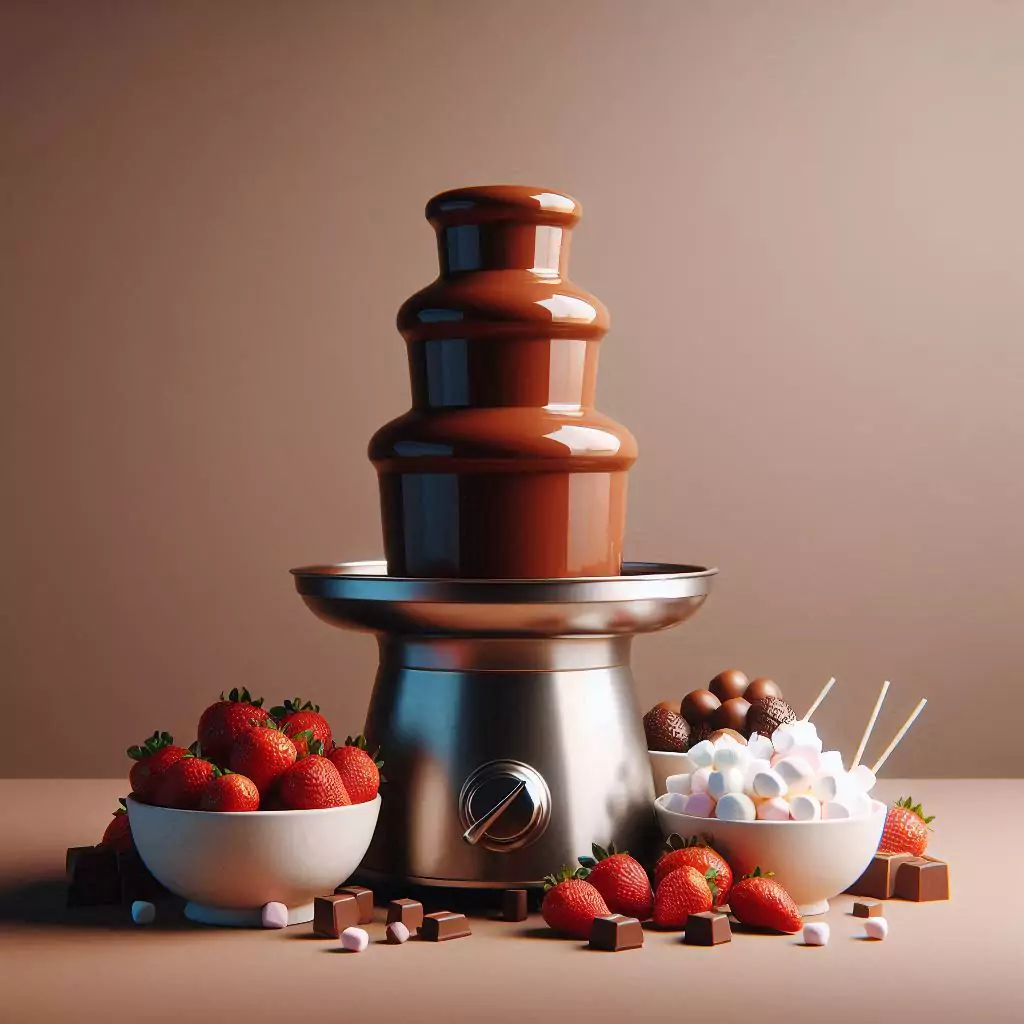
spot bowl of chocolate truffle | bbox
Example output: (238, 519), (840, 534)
(645, 670), (792, 796)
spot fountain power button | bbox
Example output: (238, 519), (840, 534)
(458, 760), (552, 853)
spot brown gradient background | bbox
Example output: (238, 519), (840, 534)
(3, 0), (1023, 779)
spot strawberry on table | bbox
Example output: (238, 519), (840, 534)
(728, 867), (802, 933)
(278, 742), (351, 809)
(327, 735), (383, 804)
(655, 834), (733, 904)
(652, 865), (715, 929)
(228, 722), (300, 796)
(197, 687), (270, 765)
(153, 746), (219, 809)
(541, 866), (610, 939)
(578, 841), (653, 920)
(199, 770), (260, 812)
(100, 798), (133, 852)
(270, 698), (332, 758)
(127, 731), (189, 803)
(878, 796), (933, 857)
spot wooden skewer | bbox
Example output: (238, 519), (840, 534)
(851, 680), (890, 770)
(801, 677), (835, 722)
(871, 698), (928, 774)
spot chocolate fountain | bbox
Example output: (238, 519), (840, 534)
(292, 186), (716, 887)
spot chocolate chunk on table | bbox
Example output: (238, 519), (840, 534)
(502, 889), (528, 922)
(334, 884), (374, 924)
(117, 850), (169, 903)
(845, 852), (914, 899)
(65, 846), (120, 907)
(387, 898), (424, 931)
(589, 914), (644, 951)
(852, 899), (883, 918)
(683, 911), (732, 946)
(894, 857), (950, 902)
(313, 893), (361, 938)
(419, 911), (471, 941)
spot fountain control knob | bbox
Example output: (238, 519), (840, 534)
(459, 760), (551, 853)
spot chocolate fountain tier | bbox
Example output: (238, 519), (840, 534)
(370, 184), (636, 580)
(291, 561), (716, 888)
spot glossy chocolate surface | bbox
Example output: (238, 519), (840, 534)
(370, 185), (636, 579)
(708, 669), (749, 702)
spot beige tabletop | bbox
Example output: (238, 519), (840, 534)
(1, 778), (1020, 1024)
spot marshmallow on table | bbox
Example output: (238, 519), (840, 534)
(684, 792), (715, 817)
(788, 794), (822, 821)
(752, 768), (788, 800)
(715, 792), (756, 821)
(386, 921), (410, 945)
(774, 756), (815, 795)
(757, 797), (791, 821)
(803, 923), (830, 946)
(341, 927), (370, 952)
(712, 744), (746, 770)
(666, 773), (693, 795)
(687, 740), (715, 769)
(261, 902), (289, 929)
(131, 900), (155, 926)
(690, 767), (712, 794)
(708, 767), (744, 801)
(663, 792), (690, 814)
(864, 918), (889, 941)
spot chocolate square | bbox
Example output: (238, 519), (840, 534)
(118, 852), (168, 904)
(419, 911), (471, 941)
(852, 899), (883, 918)
(502, 889), (528, 922)
(66, 845), (117, 880)
(386, 898), (424, 931)
(334, 884), (374, 924)
(589, 914), (644, 951)
(313, 893), (360, 938)
(894, 857), (950, 902)
(845, 852), (914, 899)
(683, 911), (732, 946)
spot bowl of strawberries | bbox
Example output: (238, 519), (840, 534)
(124, 690), (382, 926)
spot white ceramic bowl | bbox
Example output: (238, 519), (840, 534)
(654, 794), (886, 915)
(127, 794), (380, 926)
(649, 750), (691, 797)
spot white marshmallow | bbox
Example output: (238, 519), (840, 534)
(708, 767), (744, 800)
(690, 766), (712, 794)
(787, 746), (821, 770)
(341, 927), (370, 952)
(788, 794), (822, 821)
(822, 798), (852, 820)
(757, 797), (791, 821)
(743, 757), (772, 789)
(663, 792), (690, 813)
(812, 773), (839, 803)
(849, 791), (873, 818)
(683, 792), (715, 817)
(746, 734), (774, 761)
(715, 792), (756, 821)
(789, 721), (823, 752)
(666, 773), (693, 795)
(772, 726), (797, 755)
(849, 765), (877, 793)
(713, 744), (746, 770)
(774, 756), (815, 794)
(803, 922), (830, 946)
(687, 740), (715, 768)
(752, 768), (789, 799)
(863, 917), (889, 940)
(131, 900), (156, 926)
(819, 750), (845, 774)
(261, 902), (288, 929)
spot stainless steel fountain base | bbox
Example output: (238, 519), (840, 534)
(291, 561), (716, 888)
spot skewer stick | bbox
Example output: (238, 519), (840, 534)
(851, 680), (890, 770)
(871, 699), (928, 774)
(801, 677), (835, 722)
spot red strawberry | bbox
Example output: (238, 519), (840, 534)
(652, 866), (715, 929)
(326, 735), (383, 804)
(199, 770), (260, 812)
(153, 747), (219, 809)
(99, 798), (133, 852)
(228, 723), (299, 795)
(127, 731), (188, 803)
(541, 866), (610, 938)
(878, 796), (933, 857)
(270, 698), (332, 758)
(278, 749), (351, 809)
(728, 867), (802, 933)
(577, 842), (653, 920)
(654, 834), (733, 904)
(197, 687), (270, 765)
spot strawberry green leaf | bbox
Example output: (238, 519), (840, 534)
(308, 738), (326, 757)
(578, 856), (597, 870)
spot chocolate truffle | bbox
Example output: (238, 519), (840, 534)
(655, 699), (680, 714)
(708, 670), (749, 703)
(643, 706), (690, 753)
(746, 696), (797, 739)
(709, 697), (751, 736)
(680, 689), (721, 726)
(744, 678), (783, 703)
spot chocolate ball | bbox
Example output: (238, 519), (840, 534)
(746, 696), (797, 739)
(655, 699), (680, 714)
(643, 706), (690, 753)
(680, 689), (721, 726)
(744, 677), (783, 703)
(708, 669), (749, 703)
(709, 697), (752, 737)
(709, 728), (747, 745)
